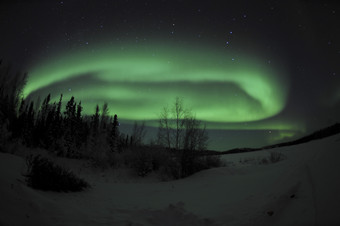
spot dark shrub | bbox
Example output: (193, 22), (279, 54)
(260, 157), (269, 165)
(127, 147), (172, 177)
(201, 155), (224, 168)
(25, 155), (90, 192)
(181, 152), (225, 178)
(160, 153), (224, 180)
(126, 147), (225, 180)
(130, 148), (153, 177)
(149, 148), (171, 171)
(259, 151), (286, 164)
(159, 156), (182, 180)
(269, 151), (285, 163)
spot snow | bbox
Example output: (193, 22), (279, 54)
(1, 134), (340, 226)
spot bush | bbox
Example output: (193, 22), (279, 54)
(124, 147), (172, 177)
(259, 157), (269, 165)
(125, 147), (225, 180)
(149, 148), (171, 171)
(131, 148), (153, 177)
(24, 155), (90, 192)
(180, 154), (224, 178)
(159, 156), (182, 180)
(88, 150), (115, 169)
(258, 151), (286, 164)
(269, 151), (285, 163)
(201, 155), (224, 168)
(160, 153), (225, 180)
(82, 142), (117, 169)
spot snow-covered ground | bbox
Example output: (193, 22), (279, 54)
(1, 134), (340, 226)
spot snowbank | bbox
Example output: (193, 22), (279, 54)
(1, 134), (339, 225)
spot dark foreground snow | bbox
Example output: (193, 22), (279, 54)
(1, 134), (340, 225)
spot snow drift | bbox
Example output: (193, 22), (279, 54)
(1, 134), (340, 225)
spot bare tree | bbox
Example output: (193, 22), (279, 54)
(131, 121), (147, 146)
(183, 116), (208, 151)
(157, 97), (208, 151)
(158, 106), (171, 148)
(158, 97), (187, 149)
(173, 97), (187, 150)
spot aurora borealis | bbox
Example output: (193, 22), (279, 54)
(24, 44), (288, 124)
(1, 0), (340, 150)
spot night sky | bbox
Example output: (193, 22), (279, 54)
(1, 0), (339, 150)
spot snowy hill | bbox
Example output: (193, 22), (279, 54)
(1, 134), (340, 226)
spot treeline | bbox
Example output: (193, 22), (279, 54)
(0, 61), (144, 158)
(3, 92), (145, 159)
(13, 94), (122, 156)
(0, 61), (223, 179)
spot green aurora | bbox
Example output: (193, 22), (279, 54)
(24, 43), (295, 132)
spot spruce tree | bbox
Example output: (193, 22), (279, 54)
(109, 114), (119, 152)
(100, 102), (109, 130)
(91, 105), (100, 136)
(24, 102), (35, 146)
(88, 104), (100, 155)
(63, 96), (77, 157)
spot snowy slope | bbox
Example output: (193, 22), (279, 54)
(1, 134), (339, 226)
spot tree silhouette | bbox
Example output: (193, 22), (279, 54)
(131, 121), (147, 147)
(158, 97), (209, 178)
(109, 114), (119, 152)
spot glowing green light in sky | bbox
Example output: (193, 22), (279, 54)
(267, 130), (298, 144)
(24, 43), (289, 127)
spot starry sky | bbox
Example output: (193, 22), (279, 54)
(0, 0), (339, 150)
